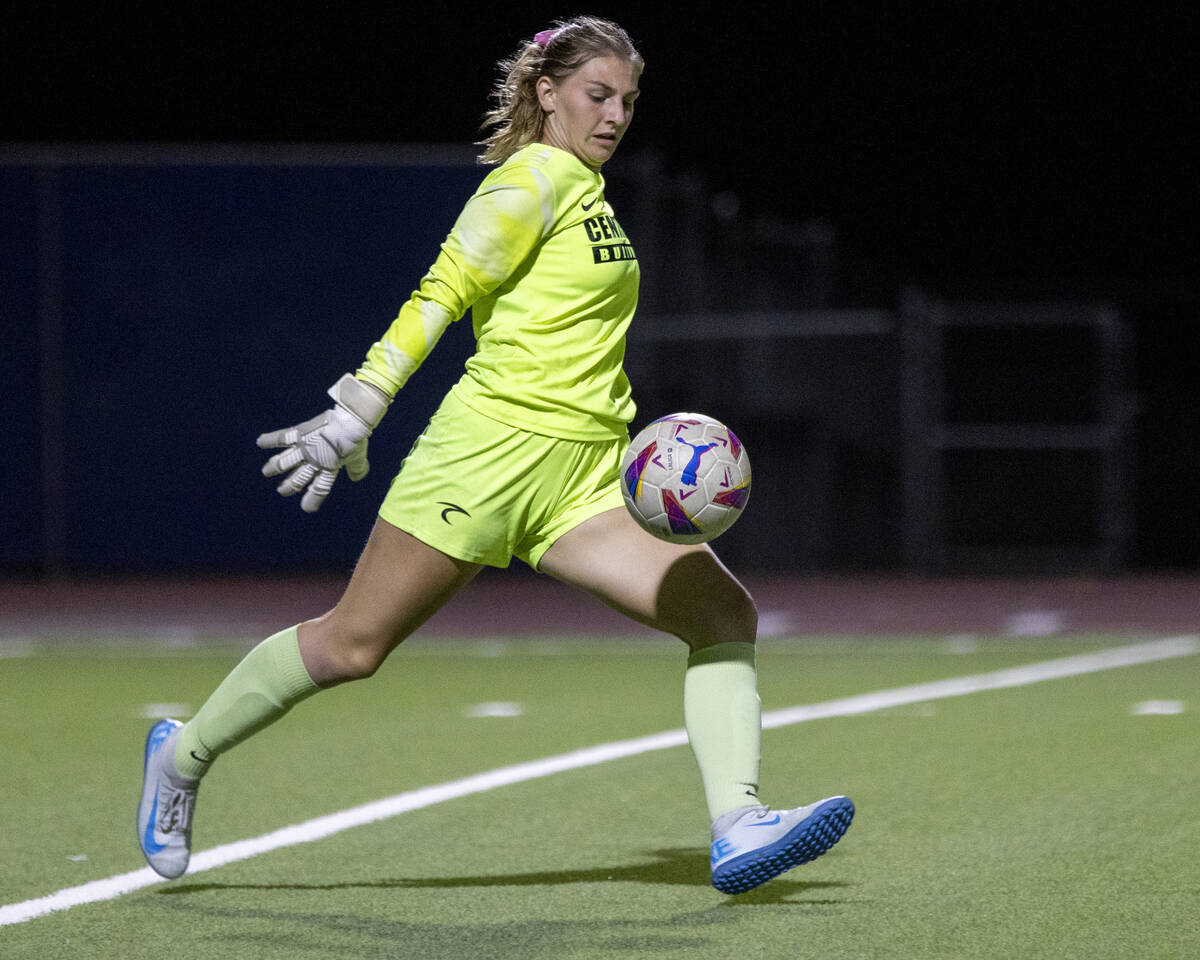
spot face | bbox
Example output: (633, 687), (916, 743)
(537, 55), (640, 170)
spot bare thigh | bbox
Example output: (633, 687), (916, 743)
(537, 507), (757, 650)
(298, 517), (482, 686)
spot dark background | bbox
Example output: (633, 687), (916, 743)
(3, 4), (1197, 572)
(6, 5), (1195, 294)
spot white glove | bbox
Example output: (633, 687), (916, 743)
(257, 374), (390, 513)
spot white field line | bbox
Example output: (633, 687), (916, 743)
(3, 635), (1196, 927)
(762, 635), (1199, 727)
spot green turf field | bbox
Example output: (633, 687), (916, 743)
(2, 632), (1197, 958)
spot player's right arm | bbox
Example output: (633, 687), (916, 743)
(258, 160), (554, 512)
(355, 164), (555, 397)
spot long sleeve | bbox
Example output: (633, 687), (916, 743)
(358, 143), (638, 440)
(356, 165), (554, 397)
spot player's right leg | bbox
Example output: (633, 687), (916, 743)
(294, 519), (482, 687)
(137, 518), (481, 878)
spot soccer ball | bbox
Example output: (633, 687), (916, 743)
(620, 413), (751, 544)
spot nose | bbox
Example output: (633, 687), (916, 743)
(604, 98), (626, 126)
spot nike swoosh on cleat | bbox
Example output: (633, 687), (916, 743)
(746, 814), (782, 827)
(142, 795), (167, 855)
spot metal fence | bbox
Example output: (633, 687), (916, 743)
(1, 143), (1131, 575)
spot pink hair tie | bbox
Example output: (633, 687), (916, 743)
(534, 28), (558, 46)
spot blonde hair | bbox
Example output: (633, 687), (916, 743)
(478, 16), (643, 165)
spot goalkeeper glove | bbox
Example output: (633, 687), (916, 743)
(257, 374), (390, 513)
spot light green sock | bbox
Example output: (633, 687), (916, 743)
(684, 641), (762, 821)
(174, 625), (319, 780)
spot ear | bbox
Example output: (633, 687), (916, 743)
(535, 75), (556, 114)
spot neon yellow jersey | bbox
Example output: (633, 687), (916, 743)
(356, 143), (639, 440)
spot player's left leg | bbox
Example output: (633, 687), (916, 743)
(537, 506), (853, 893)
(537, 505), (761, 815)
(534, 507), (756, 646)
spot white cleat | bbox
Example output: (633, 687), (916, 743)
(137, 719), (199, 879)
(710, 796), (855, 894)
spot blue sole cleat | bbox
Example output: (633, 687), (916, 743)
(710, 795), (855, 894)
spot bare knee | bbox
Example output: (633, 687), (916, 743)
(652, 551), (758, 652)
(683, 577), (758, 651)
(330, 631), (394, 682)
(298, 614), (404, 686)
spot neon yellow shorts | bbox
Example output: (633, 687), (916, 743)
(379, 391), (627, 569)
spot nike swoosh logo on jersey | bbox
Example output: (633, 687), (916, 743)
(582, 197), (598, 211)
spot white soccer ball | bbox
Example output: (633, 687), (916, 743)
(620, 413), (751, 544)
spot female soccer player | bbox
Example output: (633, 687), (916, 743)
(137, 16), (853, 895)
